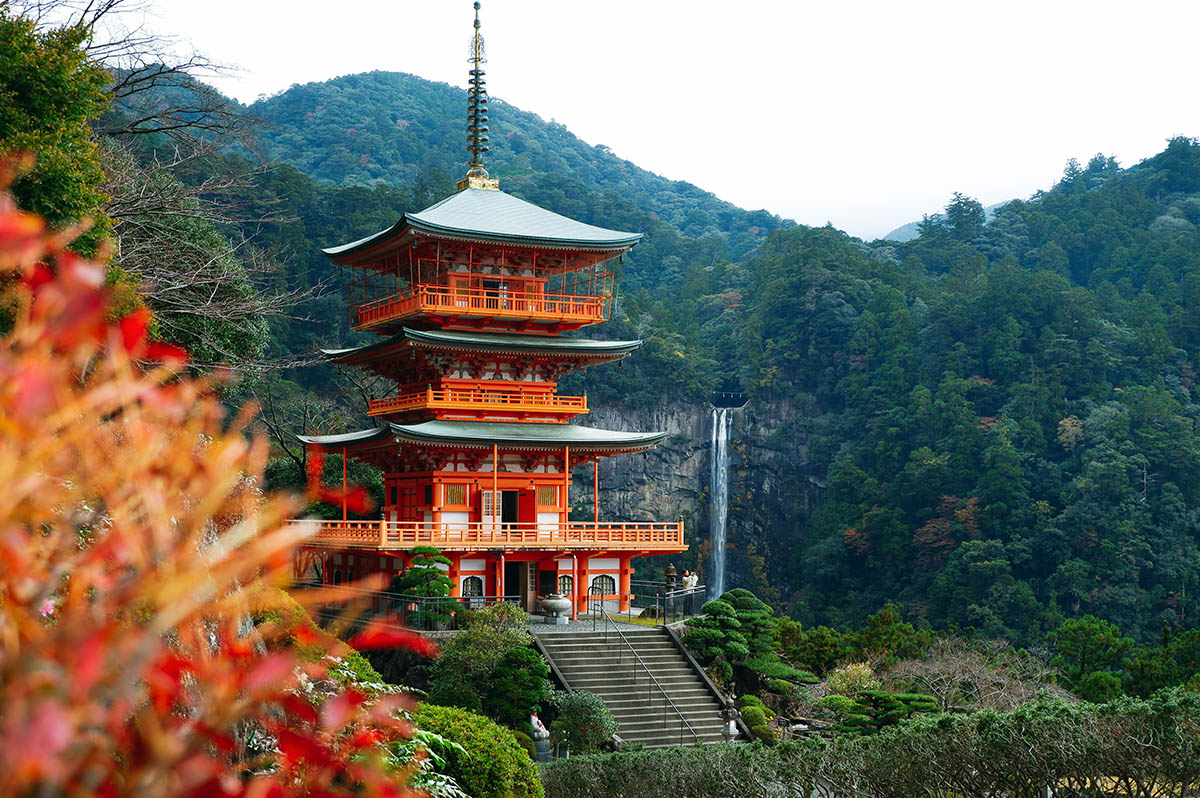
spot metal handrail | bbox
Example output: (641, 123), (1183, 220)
(588, 586), (701, 746)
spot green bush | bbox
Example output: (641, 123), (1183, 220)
(766, 678), (798, 696)
(484, 645), (551, 726)
(740, 706), (766, 727)
(412, 703), (543, 798)
(427, 679), (483, 714)
(428, 601), (531, 711)
(511, 729), (536, 759)
(751, 724), (778, 746)
(541, 691), (1200, 796)
(735, 694), (764, 710)
(549, 690), (617, 754)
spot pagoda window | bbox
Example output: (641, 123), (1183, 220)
(536, 485), (558, 508)
(462, 575), (483, 597)
(444, 484), (468, 507)
(557, 574), (573, 596)
(590, 574), (616, 596)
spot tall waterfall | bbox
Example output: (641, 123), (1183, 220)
(708, 406), (733, 599)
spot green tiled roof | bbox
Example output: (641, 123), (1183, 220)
(299, 421), (666, 452)
(322, 188), (641, 258)
(321, 327), (642, 361)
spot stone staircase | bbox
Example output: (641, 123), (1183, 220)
(535, 626), (730, 749)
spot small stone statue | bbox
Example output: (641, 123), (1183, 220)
(530, 712), (552, 762)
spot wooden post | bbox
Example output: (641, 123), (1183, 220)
(563, 446), (570, 524)
(593, 459), (599, 524)
(341, 446), (348, 522)
(492, 443), (499, 530)
(619, 554), (631, 612)
(571, 553), (579, 621)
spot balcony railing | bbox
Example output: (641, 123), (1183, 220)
(366, 387), (587, 418)
(353, 285), (607, 330)
(287, 519), (686, 551)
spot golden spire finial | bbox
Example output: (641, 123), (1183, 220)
(459, 1), (499, 191)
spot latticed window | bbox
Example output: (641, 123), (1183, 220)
(536, 485), (557, 506)
(591, 574), (616, 595)
(462, 576), (483, 596)
(557, 575), (573, 596)
(445, 484), (467, 506)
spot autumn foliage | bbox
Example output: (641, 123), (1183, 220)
(0, 182), (427, 795)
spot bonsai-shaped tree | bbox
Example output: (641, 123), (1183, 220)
(388, 545), (453, 629)
(484, 646), (552, 727)
(682, 598), (748, 681)
(390, 545), (453, 597)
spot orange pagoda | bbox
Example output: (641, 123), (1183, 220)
(290, 2), (685, 616)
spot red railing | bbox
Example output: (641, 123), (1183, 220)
(367, 387), (587, 417)
(287, 519), (686, 551)
(353, 285), (607, 330)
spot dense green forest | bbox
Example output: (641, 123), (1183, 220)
(193, 73), (1200, 651)
(730, 143), (1200, 646)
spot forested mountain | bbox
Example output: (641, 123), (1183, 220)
(717, 141), (1200, 645)
(76, 57), (1200, 649)
(236, 75), (1200, 648)
(249, 71), (786, 263)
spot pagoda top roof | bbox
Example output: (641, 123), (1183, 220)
(299, 420), (666, 453)
(322, 188), (641, 262)
(322, 327), (642, 362)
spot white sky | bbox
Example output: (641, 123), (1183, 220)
(144, 0), (1200, 240)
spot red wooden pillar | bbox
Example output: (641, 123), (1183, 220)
(619, 554), (632, 612)
(575, 554), (588, 614)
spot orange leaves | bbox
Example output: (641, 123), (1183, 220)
(0, 179), (416, 794)
(305, 447), (374, 514)
(348, 618), (439, 657)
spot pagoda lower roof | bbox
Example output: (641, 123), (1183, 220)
(322, 327), (642, 363)
(299, 420), (666, 453)
(322, 188), (641, 262)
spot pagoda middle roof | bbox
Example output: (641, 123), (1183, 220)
(298, 420), (667, 453)
(322, 327), (642, 362)
(322, 188), (642, 260)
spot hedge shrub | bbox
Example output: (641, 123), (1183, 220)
(412, 703), (543, 798)
(541, 691), (1200, 797)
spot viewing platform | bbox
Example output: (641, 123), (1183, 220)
(366, 386), (587, 420)
(288, 519), (686, 552)
(352, 285), (607, 332)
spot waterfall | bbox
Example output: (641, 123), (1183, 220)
(708, 406), (732, 600)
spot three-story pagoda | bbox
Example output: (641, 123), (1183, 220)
(293, 2), (685, 616)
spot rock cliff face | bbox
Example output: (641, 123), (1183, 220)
(571, 396), (824, 606)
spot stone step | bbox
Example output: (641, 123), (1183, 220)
(540, 641), (679, 653)
(619, 730), (728, 748)
(598, 696), (717, 712)
(557, 662), (694, 677)
(617, 717), (724, 734)
(568, 677), (706, 692)
(609, 705), (722, 719)
(539, 641), (680, 655)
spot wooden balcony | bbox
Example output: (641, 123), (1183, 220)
(287, 519), (686, 552)
(353, 285), (607, 331)
(367, 387), (587, 419)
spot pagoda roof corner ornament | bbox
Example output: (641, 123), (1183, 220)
(459, 0), (499, 192)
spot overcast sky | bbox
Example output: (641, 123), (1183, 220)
(144, 0), (1200, 240)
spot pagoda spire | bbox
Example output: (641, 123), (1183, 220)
(459, 1), (499, 191)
